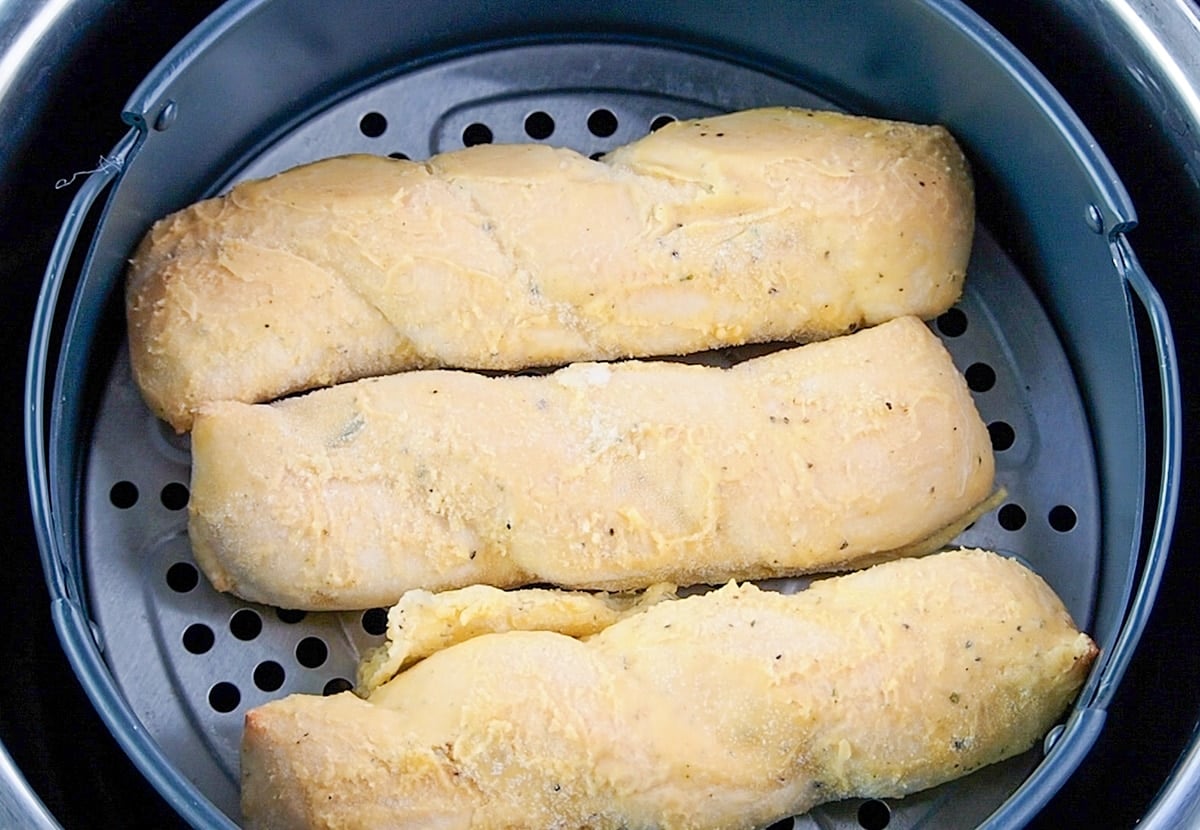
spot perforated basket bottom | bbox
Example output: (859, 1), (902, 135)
(82, 41), (1098, 828)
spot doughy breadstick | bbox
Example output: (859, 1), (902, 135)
(240, 549), (1097, 830)
(189, 316), (994, 610)
(127, 106), (974, 430)
(356, 582), (677, 692)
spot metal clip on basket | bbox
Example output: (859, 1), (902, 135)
(24, 1), (1181, 827)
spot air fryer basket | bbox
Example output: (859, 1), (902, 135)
(24, 1), (1180, 828)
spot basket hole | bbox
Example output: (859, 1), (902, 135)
(361, 607), (389, 636)
(359, 111), (388, 138)
(230, 608), (263, 641)
(182, 623), (214, 655)
(935, 308), (968, 337)
(296, 636), (329, 668)
(388, 151), (410, 160)
(275, 608), (307, 625)
(650, 114), (676, 131)
(998, 503), (1027, 531)
(323, 677), (354, 696)
(166, 561), (199, 593)
(964, 362), (996, 392)
(988, 421), (1015, 452)
(858, 799), (891, 829)
(208, 681), (241, 713)
(587, 108), (619, 138)
(253, 660), (286, 692)
(1049, 504), (1078, 532)
(524, 110), (555, 140)
(462, 122), (494, 147)
(109, 481), (139, 509)
(160, 481), (189, 510)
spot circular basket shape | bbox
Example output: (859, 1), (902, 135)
(25, 1), (1178, 829)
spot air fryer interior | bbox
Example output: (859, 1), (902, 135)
(32, 1), (1169, 828)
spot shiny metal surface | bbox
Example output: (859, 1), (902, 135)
(1076, 0), (1200, 182)
(1144, 729), (1200, 829)
(0, 0), (106, 182)
(0, 742), (56, 830)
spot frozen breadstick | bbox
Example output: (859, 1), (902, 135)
(241, 549), (1097, 830)
(188, 316), (994, 610)
(127, 106), (974, 430)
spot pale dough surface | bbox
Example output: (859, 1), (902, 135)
(241, 549), (1096, 830)
(189, 316), (995, 610)
(356, 582), (678, 693)
(126, 106), (974, 430)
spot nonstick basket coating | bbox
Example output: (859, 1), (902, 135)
(25, 2), (1180, 829)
